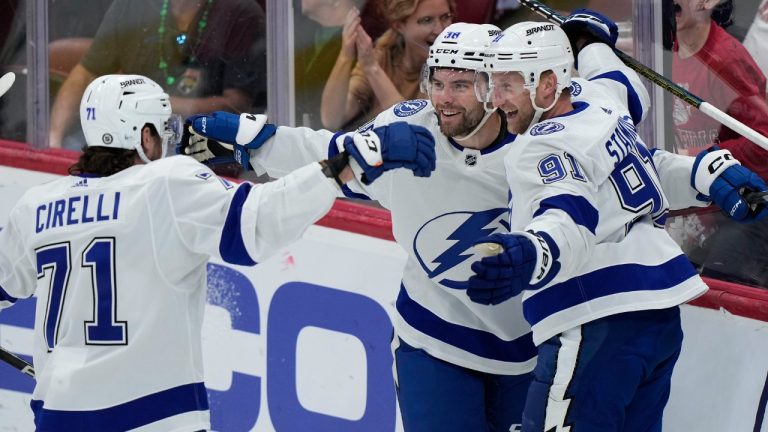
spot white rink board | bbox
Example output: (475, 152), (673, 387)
(1, 165), (768, 431)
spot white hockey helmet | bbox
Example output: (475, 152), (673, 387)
(483, 22), (573, 95)
(425, 22), (501, 73)
(422, 23), (501, 141)
(80, 74), (181, 163)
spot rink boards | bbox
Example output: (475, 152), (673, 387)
(1, 147), (767, 431)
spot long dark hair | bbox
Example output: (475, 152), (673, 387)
(69, 123), (158, 176)
(68, 146), (137, 177)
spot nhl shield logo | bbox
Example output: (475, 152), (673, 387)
(465, 153), (477, 166)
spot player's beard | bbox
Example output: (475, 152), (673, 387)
(437, 102), (486, 138)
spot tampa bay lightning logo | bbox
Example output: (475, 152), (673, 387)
(530, 122), (565, 136)
(569, 81), (582, 96)
(414, 208), (509, 289)
(394, 99), (428, 117)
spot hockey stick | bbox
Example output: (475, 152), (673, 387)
(517, 0), (768, 152)
(0, 345), (35, 379)
(0, 72), (15, 99)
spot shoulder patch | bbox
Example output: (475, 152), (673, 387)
(569, 81), (582, 96)
(530, 122), (565, 136)
(394, 99), (428, 117)
(195, 171), (214, 181)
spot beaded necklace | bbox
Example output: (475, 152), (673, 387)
(157, 0), (214, 86)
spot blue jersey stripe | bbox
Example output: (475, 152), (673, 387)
(589, 71), (644, 125)
(219, 182), (257, 266)
(396, 285), (537, 363)
(533, 194), (599, 235)
(31, 382), (208, 431)
(0, 284), (18, 304)
(523, 254), (698, 326)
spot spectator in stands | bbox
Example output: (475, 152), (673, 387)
(48, 0), (266, 150)
(320, 0), (456, 130)
(744, 0), (768, 92)
(0, 0), (113, 143)
(294, 0), (386, 129)
(672, 0), (768, 287)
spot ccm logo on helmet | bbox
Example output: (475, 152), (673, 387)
(434, 48), (459, 54)
(119, 78), (146, 88)
(525, 24), (555, 36)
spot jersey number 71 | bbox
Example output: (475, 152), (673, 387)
(36, 238), (127, 351)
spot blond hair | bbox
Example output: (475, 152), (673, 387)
(374, 0), (456, 80)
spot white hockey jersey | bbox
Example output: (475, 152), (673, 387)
(505, 46), (709, 346)
(0, 155), (338, 431)
(244, 43), (709, 374)
(250, 105), (537, 375)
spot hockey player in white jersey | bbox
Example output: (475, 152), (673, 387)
(177, 16), (729, 429)
(468, 11), (768, 431)
(181, 23), (539, 432)
(0, 74), (435, 432)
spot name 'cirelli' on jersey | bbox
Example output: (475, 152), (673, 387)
(0, 155), (338, 431)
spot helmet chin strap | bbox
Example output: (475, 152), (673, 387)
(522, 87), (562, 135)
(453, 108), (496, 142)
(135, 145), (152, 164)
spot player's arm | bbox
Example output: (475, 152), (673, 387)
(562, 9), (650, 125)
(172, 127), (434, 263)
(0, 210), (37, 310)
(179, 112), (334, 177)
(651, 147), (768, 221)
(467, 142), (604, 305)
(178, 110), (434, 194)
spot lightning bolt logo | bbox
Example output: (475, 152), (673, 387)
(414, 208), (509, 289)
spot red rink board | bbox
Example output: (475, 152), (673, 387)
(2, 140), (765, 321)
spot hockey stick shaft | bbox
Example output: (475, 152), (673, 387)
(517, 0), (768, 152)
(0, 346), (35, 379)
(0, 72), (15, 99)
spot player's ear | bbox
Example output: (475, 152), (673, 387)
(140, 125), (153, 153)
(538, 71), (558, 98)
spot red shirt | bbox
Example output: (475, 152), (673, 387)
(672, 20), (768, 178)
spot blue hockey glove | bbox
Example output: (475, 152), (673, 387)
(691, 146), (768, 222)
(561, 8), (618, 60)
(341, 122), (435, 185)
(181, 111), (277, 170)
(467, 232), (560, 306)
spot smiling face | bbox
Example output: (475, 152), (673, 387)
(488, 71), (535, 135)
(394, 0), (453, 54)
(429, 68), (486, 138)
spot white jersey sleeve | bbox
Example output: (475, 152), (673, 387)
(163, 156), (338, 265)
(248, 126), (336, 177)
(507, 109), (617, 280)
(574, 43), (650, 126)
(0, 205), (38, 308)
(650, 149), (710, 210)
